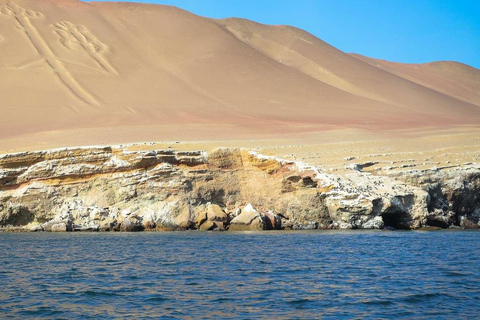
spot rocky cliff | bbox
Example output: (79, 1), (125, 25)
(0, 145), (479, 231)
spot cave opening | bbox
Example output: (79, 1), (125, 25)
(425, 218), (450, 229)
(0, 206), (35, 226)
(381, 211), (411, 229)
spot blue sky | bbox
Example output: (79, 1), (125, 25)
(85, 0), (480, 69)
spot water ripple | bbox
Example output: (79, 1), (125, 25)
(0, 231), (479, 318)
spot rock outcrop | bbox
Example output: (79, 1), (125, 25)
(0, 144), (479, 231)
(229, 204), (266, 231)
(197, 204), (229, 231)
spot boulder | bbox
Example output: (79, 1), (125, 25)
(362, 216), (384, 229)
(29, 224), (43, 232)
(153, 201), (194, 230)
(73, 224), (100, 232)
(43, 219), (72, 232)
(50, 223), (67, 232)
(425, 209), (455, 229)
(198, 220), (217, 231)
(229, 204), (265, 231)
(459, 216), (479, 229)
(196, 210), (208, 227)
(206, 204), (228, 223)
(197, 204), (228, 230)
(263, 211), (282, 230)
(120, 217), (144, 231)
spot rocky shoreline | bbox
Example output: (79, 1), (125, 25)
(0, 144), (479, 232)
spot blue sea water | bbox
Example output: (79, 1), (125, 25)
(0, 230), (479, 319)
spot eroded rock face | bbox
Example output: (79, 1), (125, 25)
(0, 205), (34, 226)
(0, 145), (479, 231)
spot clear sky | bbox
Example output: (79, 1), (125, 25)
(85, 0), (480, 69)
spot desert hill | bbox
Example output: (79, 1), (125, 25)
(0, 0), (479, 151)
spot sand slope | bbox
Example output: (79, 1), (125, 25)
(0, 0), (479, 151)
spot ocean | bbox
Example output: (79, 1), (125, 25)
(1, 230), (479, 319)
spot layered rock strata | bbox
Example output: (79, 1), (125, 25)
(0, 145), (479, 231)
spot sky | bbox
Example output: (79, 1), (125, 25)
(85, 0), (480, 69)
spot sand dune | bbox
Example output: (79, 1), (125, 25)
(0, 0), (479, 152)
(351, 54), (480, 107)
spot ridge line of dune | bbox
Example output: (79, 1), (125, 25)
(214, 19), (400, 108)
(349, 53), (480, 108)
